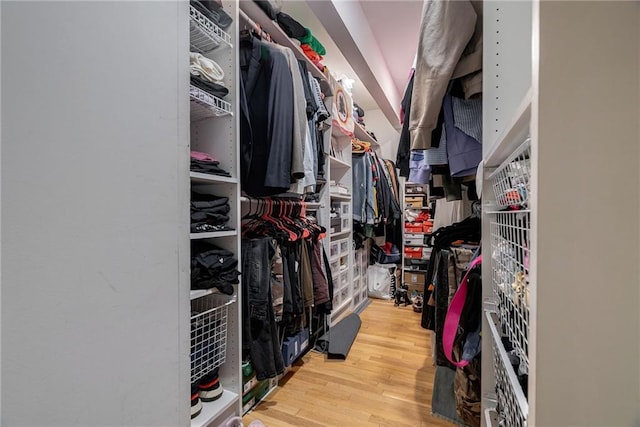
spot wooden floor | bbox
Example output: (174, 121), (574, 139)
(242, 299), (454, 427)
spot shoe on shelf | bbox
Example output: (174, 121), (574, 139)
(191, 383), (203, 419)
(198, 369), (223, 402)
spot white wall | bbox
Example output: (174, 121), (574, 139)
(1, 2), (190, 425)
(532, 2), (640, 425)
(362, 108), (400, 162)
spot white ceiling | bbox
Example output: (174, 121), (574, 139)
(357, 0), (423, 96)
(280, 0), (423, 122)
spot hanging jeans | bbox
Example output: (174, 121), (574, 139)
(241, 238), (285, 380)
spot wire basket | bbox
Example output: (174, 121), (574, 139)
(189, 5), (232, 54)
(488, 139), (531, 209)
(191, 293), (235, 383)
(490, 211), (530, 371)
(190, 85), (232, 121)
(487, 312), (528, 427)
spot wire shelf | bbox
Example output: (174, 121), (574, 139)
(488, 139), (531, 209)
(190, 85), (232, 121)
(191, 293), (235, 383)
(490, 211), (530, 371)
(189, 5), (232, 54)
(487, 311), (529, 427)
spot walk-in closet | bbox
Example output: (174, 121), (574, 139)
(2, 1), (639, 427)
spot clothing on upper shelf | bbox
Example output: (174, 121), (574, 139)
(190, 150), (232, 177)
(300, 44), (324, 70)
(254, 0), (282, 20)
(296, 28), (326, 56)
(276, 12), (306, 39)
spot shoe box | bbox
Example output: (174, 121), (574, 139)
(404, 271), (426, 286)
(406, 185), (427, 195)
(281, 328), (310, 367)
(404, 233), (426, 246)
(405, 195), (425, 208)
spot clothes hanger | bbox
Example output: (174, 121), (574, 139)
(263, 200), (298, 242)
(278, 200), (304, 240)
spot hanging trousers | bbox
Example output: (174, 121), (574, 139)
(241, 238), (285, 380)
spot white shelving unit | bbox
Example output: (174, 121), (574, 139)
(353, 122), (380, 151)
(481, 2), (640, 426)
(400, 183), (431, 294)
(190, 230), (238, 240)
(188, 2), (242, 425)
(190, 85), (233, 121)
(236, 0), (345, 413)
(190, 172), (239, 184)
(329, 155), (351, 170)
(351, 241), (370, 312)
(328, 124), (354, 326)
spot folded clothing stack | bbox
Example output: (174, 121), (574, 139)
(191, 52), (224, 84)
(191, 0), (233, 30)
(330, 182), (349, 195)
(275, 12), (326, 70)
(191, 191), (232, 233)
(191, 242), (240, 294)
(190, 52), (229, 98)
(300, 44), (324, 70)
(191, 150), (231, 177)
(298, 28), (326, 70)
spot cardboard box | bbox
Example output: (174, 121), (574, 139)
(404, 271), (426, 286)
(405, 195), (425, 208)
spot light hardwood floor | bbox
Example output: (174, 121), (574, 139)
(242, 298), (454, 427)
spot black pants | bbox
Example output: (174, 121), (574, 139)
(241, 238), (284, 380)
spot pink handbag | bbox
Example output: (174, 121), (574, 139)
(442, 255), (482, 368)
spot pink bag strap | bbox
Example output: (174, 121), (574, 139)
(442, 255), (482, 368)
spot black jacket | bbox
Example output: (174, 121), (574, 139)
(240, 35), (294, 196)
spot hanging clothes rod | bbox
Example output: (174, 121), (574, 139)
(238, 9), (271, 41)
(239, 196), (322, 211)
